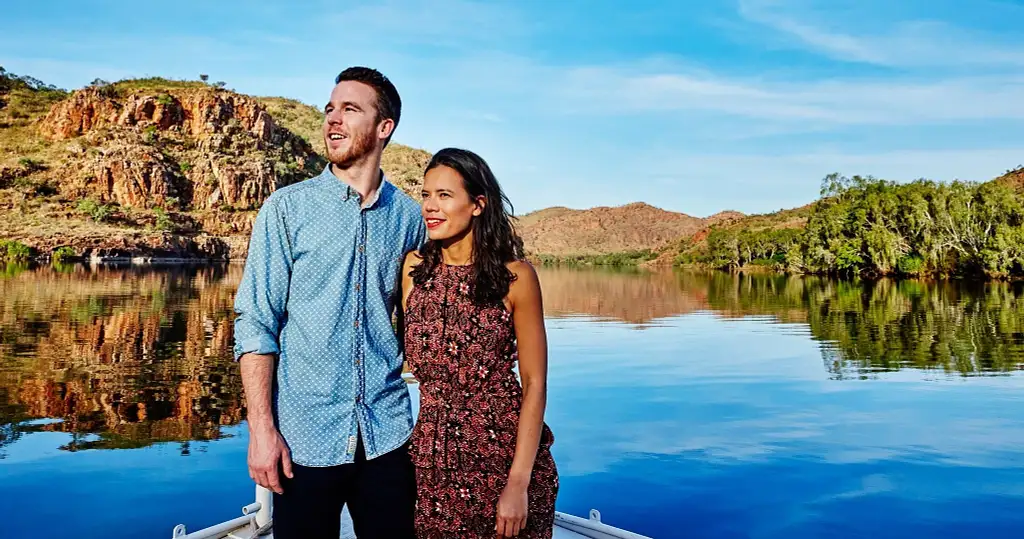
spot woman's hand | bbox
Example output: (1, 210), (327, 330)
(495, 480), (529, 537)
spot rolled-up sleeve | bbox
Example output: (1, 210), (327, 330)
(233, 196), (292, 361)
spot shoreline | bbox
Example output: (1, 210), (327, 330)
(5, 252), (1020, 284)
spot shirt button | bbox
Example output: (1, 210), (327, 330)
(355, 283), (361, 292)
(358, 245), (365, 254)
(354, 320), (360, 328)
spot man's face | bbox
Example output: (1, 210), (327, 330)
(322, 81), (391, 168)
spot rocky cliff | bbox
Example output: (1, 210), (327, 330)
(0, 74), (429, 261)
(40, 87), (320, 213)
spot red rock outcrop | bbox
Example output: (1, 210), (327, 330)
(37, 87), (322, 214)
(41, 87), (277, 144)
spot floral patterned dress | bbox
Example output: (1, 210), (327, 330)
(404, 262), (559, 538)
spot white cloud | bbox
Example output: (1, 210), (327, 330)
(549, 62), (1024, 126)
(401, 50), (1024, 132)
(737, 0), (1024, 68)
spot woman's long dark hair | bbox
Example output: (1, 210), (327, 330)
(410, 148), (525, 304)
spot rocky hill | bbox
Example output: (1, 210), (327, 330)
(516, 202), (741, 257)
(0, 71), (430, 260)
(996, 166), (1024, 191)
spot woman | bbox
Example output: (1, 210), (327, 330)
(400, 148), (559, 538)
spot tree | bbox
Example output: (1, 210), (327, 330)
(200, 74), (209, 83)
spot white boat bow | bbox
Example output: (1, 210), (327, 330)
(171, 485), (652, 539)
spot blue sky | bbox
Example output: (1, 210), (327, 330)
(2, 0), (1023, 216)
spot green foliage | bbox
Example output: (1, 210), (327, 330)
(88, 78), (119, 98)
(155, 93), (174, 106)
(76, 198), (115, 222)
(142, 125), (158, 143)
(153, 206), (174, 231)
(0, 261), (29, 278)
(109, 77), (207, 92)
(17, 157), (43, 170)
(695, 227), (802, 271)
(685, 173), (1024, 279)
(51, 246), (76, 264)
(897, 254), (925, 276)
(1, 66), (66, 93)
(1, 240), (32, 262)
(0, 68), (67, 136)
(273, 158), (303, 180)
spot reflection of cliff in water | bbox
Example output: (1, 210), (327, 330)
(536, 266), (708, 324)
(0, 264), (245, 455)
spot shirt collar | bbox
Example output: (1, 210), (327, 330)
(317, 165), (389, 209)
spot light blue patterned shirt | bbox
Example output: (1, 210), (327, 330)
(233, 165), (426, 466)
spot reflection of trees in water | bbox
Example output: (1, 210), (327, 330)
(812, 279), (1024, 377)
(0, 421), (21, 458)
(516, 266), (1024, 376)
(0, 264), (245, 455)
(697, 271), (1024, 376)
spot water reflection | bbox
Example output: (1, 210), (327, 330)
(689, 272), (1024, 377)
(542, 268), (1024, 376)
(2, 264), (1023, 458)
(0, 264), (243, 457)
(537, 266), (706, 324)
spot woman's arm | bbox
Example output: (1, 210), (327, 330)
(496, 260), (549, 537)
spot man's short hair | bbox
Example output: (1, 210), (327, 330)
(335, 67), (401, 147)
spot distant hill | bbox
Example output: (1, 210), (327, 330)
(516, 202), (741, 257)
(996, 166), (1024, 191)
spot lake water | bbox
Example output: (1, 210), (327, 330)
(2, 264), (1023, 538)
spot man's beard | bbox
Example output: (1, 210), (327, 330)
(327, 127), (377, 169)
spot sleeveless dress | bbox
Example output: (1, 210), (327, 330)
(404, 262), (559, 539)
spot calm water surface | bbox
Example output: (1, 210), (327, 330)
(2, 264), (1023, 538)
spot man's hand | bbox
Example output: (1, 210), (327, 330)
(248, 425), (293, 494)
(240, 352), (289, 493)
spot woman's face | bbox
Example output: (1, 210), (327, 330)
(421, 165), (484, 242)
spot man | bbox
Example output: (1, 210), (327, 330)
(233, 66), (425, 539)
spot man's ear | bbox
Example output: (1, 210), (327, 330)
(378, 118), (395, 141)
